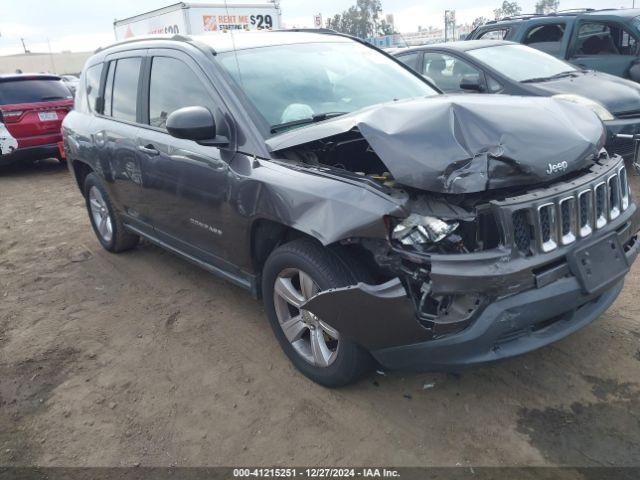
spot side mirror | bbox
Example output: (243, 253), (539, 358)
(460, 74), (484, 92)
(166, 106), (229, 147)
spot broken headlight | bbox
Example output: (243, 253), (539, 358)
(553, 94), (614, 122)
(391, 214), (459, 246)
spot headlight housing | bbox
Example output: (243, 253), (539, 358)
(391, 214), (459, 246)
(553, 94), (614, 122)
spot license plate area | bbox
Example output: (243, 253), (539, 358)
(568, 233), (629, 294)
(38, 111), (58, 122)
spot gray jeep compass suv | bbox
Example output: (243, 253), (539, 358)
(63, 31), (640, 386)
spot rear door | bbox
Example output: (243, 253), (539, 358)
(93, 52), (148, 227)
(136, 49), (234, 263)
(0, 77), (73, 148)
(568, 19), (640, 78)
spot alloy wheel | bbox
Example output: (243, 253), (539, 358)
(88, 186), (113, 244)
(273, 268), (339, 367)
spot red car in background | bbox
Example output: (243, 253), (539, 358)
(0, 74), (74, 166)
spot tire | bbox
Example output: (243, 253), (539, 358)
(262, 239), (373, 387)
(83, 173), (139, 253)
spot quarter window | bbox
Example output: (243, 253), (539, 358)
(148, 57), (214, 129)
(108, 57), (141, 122)
(84, 64), (103, 113)
(477, 28), (510, 40)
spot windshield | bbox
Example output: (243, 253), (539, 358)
(218, 41), (438, 133)
(467, 44), (577, 82)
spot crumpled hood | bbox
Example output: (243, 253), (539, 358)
(267, 95), (606, 194)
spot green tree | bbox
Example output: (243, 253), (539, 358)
(472, 16), (490, 29)
(325, 0), (393, 38)
(494, 1), (522, 20)
(535, 0), (560, 14)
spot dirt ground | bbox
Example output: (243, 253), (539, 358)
(1, 159), (639, 468)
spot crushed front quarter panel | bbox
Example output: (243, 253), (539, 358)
(267, 95), (606, 194)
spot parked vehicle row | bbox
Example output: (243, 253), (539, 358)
(467, 8), (640, 82)
(0, 74), (74, 166)
(394, 40), (640, 162)
(62, 31), (640, 386)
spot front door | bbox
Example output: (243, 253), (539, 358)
(135, 51), (235, 265)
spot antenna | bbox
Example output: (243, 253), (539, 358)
(223, 0), (243, 86)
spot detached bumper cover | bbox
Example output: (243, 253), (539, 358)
(303, 219), (639, 372)
(372, 277), (623, 371)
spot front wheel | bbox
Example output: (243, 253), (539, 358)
(262, 239), (372, 387)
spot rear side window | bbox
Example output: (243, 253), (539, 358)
(477, 28), (510, 40)
(423, 52), (482, 93)
(148, 56), (214, 129)
(0, 79), (72, 105)
(523, 23), (566, 56)
(105, 57), (141, 122)
(396, 52), (421, 71)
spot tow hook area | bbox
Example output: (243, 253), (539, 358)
(301, 279), (432, 350)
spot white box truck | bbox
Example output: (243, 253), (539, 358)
(114, 2), (282, 40)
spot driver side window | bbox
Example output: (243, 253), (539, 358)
(422, 53), (482, 93)
(148, 57), (215, 130)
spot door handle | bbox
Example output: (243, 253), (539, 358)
(138, 144), (160, 156)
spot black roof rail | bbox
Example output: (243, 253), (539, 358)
(556, 8), (596, 13)
(489, 7), (626, 24)
(94, 34), (194, 54)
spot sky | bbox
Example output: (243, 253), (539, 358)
(0, 0), (638, 55)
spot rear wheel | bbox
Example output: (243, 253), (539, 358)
(262, 239), (372, 387)
(83, 173), (139, 253)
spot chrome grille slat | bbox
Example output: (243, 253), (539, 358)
(608, 173), (621, 220)
(594, 182), (607, 229)
(578, 189), (593, 238)
(559, 197), (577, 245)
(537, 203), (558, 252)
(509, 163), (630, 255)
(619, 165), (630, 211)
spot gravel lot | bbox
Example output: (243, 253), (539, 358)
(1, 159), (639, 467)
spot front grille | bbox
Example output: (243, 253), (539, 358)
(509, 161), (630, 254)
(608, 136), (635, 159)
(616, 110), (640, 119)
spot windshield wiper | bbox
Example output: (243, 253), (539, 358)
(270, 112), (348, 134)
(521, 71), (581, 84)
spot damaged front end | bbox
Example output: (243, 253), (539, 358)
(269, 96), (640, 370)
